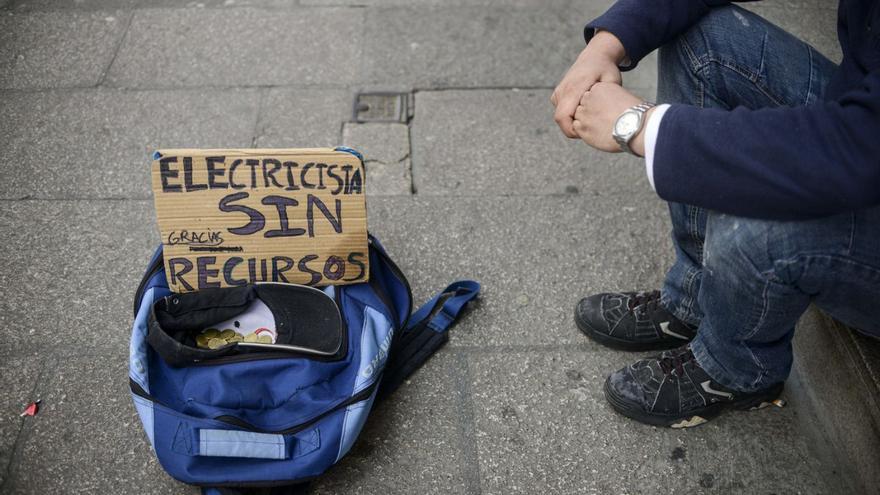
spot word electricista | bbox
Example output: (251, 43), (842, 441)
(158, 156), (364, 195)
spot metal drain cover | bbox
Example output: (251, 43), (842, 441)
(353, 92), (410, 123)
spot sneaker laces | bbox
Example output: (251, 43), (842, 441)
(658, 347), (696, 376)
(627, 290), (661, 311)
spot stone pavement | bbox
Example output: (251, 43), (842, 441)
(0, 0), (850, 493)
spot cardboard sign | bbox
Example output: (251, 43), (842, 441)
(151, 148), (369, 293)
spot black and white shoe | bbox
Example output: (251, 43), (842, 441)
(604, 346), (785, 428)
(575, 290), (697, 351)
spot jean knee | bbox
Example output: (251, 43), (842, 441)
(703, 212), (774, 278)
(656, 6), (740, 103)
(658, 5), (769, 104)
(686, 5), (766, 60)
(659, 5), (748, 66)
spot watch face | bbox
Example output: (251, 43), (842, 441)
(615, 111), (640, 136)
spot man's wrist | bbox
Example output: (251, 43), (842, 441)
(584, 30), (627, 66)
(629, 106), (655, 157)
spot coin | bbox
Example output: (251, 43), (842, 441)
(204, 328), (220, 338)
(207, 338), (227, 349)
(229, 335), (244, 343)
(196, 334), (210, 348)
(220, 329), (236, 340)
(244, 333), (258, 343)
(257, 335), (273, 344)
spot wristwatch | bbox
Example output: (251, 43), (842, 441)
(612, 102), (655, 156)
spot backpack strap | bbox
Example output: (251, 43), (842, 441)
(378, 280), (480, 401)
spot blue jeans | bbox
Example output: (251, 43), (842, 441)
(657, 5), (880, 392)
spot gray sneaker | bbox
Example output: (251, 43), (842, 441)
(575, 290), (697, 351)
(604, 346), (785, 428)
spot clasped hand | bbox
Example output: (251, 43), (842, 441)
(551, 31), (649, 156)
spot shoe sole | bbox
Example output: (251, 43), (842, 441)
(574, 309), (689, 352)
(603, 378), (785, 428)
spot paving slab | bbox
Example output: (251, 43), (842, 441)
(136, 0), (299, 7)
(0, 200), (158, 355)
(1, 354), (187, 494)
(105, 7), (363, 89)
(5, 0), (138, 10)
(0, 88), (259, 199)
(0, 354), (44, 487)
(412, 89), (652, 196)
(364, 194), (673, 348)
(254, 88), (351, 148)
(343, 123), (412, 195)
(0, 10), (130, 89)
(468, 350), (838, 494)
(313, 351), (475, 494)
(362, 7), (596, 89)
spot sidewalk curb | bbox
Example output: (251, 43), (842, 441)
(789, 306), (880, 495)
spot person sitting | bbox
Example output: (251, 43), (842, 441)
(551, 0), (880, 427)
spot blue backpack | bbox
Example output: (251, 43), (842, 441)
(129, 235), (479, 493)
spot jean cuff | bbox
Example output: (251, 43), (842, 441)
(659, 293), (701, 327)
(689, 334), (762, 393)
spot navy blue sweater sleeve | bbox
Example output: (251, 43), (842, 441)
(584, 0), (757, 70)
(653, 70), (880, 219)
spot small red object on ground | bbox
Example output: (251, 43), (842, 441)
(20, 400), (41, 417)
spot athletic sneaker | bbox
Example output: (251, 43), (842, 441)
(603, 345), (785, 428)
(575, 290), (697, 351)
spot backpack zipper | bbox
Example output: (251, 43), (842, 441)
(130, 376), (379, 436)
(367, 237), (414, 329)
(132, 253), (165, 317)
(212, 379), (380, 435)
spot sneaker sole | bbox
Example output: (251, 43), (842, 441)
(574, 309), (689, 352)
(603, 378), (785, 428)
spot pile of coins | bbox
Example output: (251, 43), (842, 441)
(195, 328), (273, 350)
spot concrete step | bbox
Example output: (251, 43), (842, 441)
(791, 308), (880, 494)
